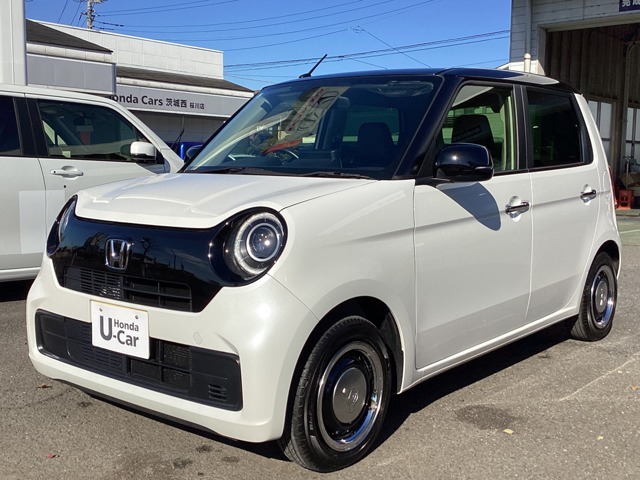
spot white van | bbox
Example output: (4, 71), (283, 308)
(0, 84), (182, 281)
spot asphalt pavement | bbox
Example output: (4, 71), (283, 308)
(1, 216), (639, 479)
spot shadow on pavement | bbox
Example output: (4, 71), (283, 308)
(378, 322), (571, 444)
(0, 280), (33, 302)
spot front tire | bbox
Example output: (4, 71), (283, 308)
(280, 316), (392, 472)
(570, 252), (617, 341)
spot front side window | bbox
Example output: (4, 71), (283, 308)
(186, 76), (440, 180)
(527, 89), (584, 168)
(0, 96), (21, 156)
(436, 84), (517, 173)
(37, 100), (152, 162)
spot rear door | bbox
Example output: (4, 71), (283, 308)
(29, 96), (167, 228)
(525, 89), (601, 322)
(0, 94), (48, 280)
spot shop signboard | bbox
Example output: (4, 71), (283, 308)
(620, 0), (640, 12)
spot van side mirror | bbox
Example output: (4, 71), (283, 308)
(130, 141), (157, 163)
(433, 143), (493, 182)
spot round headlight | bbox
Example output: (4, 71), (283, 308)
(224, 211), (285, 280)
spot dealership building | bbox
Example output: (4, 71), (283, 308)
(508, 0), (640, 183)
(0, 3), (253, 145)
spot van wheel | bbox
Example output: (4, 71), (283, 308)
(569, 252), (617, 341)
(279, 316), (391, 472)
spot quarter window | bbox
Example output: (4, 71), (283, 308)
(438, 85), (517, 172)
(527, 90), (583, 168)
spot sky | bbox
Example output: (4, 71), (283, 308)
(24, 0), (513, 90)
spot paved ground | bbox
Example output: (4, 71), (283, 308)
(1, 216), (639, 479)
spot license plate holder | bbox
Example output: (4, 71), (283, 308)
(91, 301), (150, 359)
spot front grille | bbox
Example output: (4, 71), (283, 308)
(64, 267), (193, 312)
(36, 311), (242, 411)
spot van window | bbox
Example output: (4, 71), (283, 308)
(437, 85), (517, 172)
(0, 96), (21, 156)
(527, 90), (583, 168)
(37, 100), (157, 163)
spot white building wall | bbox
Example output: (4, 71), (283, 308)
(510, 0), (640, 73)
(41, 22), (223, 79)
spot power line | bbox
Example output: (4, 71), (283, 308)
(100, 0), (237, 15)
(57, 0), (70, 23)
(353, 26), (431, 68)
(102, 0), (369, 29)
(147, 0), (437, 43)
(225, 30), (510, 70)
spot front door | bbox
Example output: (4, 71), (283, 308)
(33, 97), (166, 228)
(414, 83), (533, 369)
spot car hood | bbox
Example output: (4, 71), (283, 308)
(74, 173), (375, 228)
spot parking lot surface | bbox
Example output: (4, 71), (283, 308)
(1, 217), (639, 479)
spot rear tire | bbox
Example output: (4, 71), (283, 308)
(279, 316), (391, 472)
(569, 252), (617, 341)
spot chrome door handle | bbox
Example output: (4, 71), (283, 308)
(505, 197), (530, 215)
(51, 169), (84, 177)
(580, 188), (597, 201)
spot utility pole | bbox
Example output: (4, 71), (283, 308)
(85, 0), (105, 30)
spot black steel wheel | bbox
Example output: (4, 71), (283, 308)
(279, 316), (392, 472)
(570, 252), (617, 341)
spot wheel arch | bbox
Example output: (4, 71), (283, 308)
(288, 297), (404, 411)
(595, 240), (621, 273)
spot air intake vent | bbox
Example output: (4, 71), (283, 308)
(64, 266), (193, 312)
(35, 311), (242, 411)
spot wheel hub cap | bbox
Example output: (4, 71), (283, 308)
(332, 367), (367, 424)
(594, 279), (608, 315)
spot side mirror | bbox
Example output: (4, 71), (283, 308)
(184, 145), (202, 163)
(130, 141), (157, 163)
(433, 143), (493, 182)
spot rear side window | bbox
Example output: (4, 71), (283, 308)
(527, 89), (584, 168)
(36, 100), (156, 163)
(0, 96), (21, 156)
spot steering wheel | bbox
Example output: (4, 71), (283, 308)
(267, 148), (299, 163)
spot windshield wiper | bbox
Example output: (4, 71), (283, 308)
(302, 171), (376, 180)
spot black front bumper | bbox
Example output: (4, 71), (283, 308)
(35, 310), (242, 411)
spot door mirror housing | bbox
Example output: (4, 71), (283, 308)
(433, 143), (494, 182)
(130, 141), (157, 163)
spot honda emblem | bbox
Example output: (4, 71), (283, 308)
(105, 238), (132, 271)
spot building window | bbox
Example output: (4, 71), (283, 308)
(624, 106), (640, 170)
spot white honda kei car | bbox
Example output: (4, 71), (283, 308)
(28, 68), (621, 472)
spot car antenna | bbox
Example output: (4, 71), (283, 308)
(299, 54), (327, 78)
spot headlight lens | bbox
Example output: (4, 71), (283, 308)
(224, 211), (285, 280)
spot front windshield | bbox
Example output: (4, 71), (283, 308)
(186, 75), (441, 179)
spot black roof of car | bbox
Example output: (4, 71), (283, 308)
(266, 67), (579, 94)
